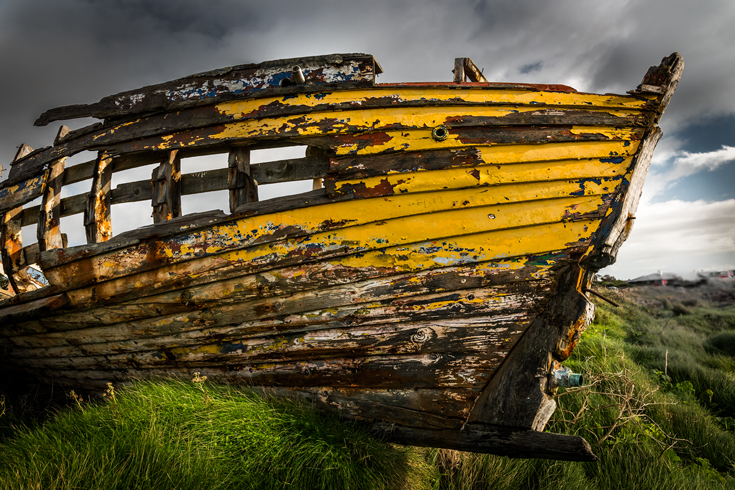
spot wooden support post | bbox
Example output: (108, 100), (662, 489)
(228, 146), (258, 213)
(453, 58), (465, 83)
(463, 58), (488, 83)
(37, 157), (66, 251)
(1, 207), (30, 294)
(1, 144), (37, 294)
(13, 143), (34, 163)
(151, 150), (182, 223)
(84, 152), (113, 244)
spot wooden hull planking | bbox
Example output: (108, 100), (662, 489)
(0, 52), (683, 460)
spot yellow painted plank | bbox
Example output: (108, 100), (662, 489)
(477, 140), (638, 164)
(333, 156), (633, 195)
(207, 107), (642, 145)
(330, 127), (641, 156)
(219, 196), (603, 268)
(330, 220), (593, 273)
(216, 87), (650, 120)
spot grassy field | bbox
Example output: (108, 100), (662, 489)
(2, 280), (735, 489)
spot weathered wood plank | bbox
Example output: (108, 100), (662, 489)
(7, 283), (538, 355)
(35, 54), (379, 126)
(463, 58), (488, 83)
(6, 87), (649, 188)
(453, 58), (465, 83)
(373, 421), (597, 461)
(1, 207), (25, 294)
(37, 158), (66, 251)
(467, 266), (594, 431)
(4, 253), (554, 338)
(284, 386), (475, 429)
(84, 153), (113, 243)
(583, 128), (662, 270)
(228, 147), (257, 212)
(40, 192), (602, 296)
(634, 52), (684, 125)
(151, 150), (182, 223)
(11, 314), (529, 370)
(17, 351), (503, 389)
(0, 173), (48, 215)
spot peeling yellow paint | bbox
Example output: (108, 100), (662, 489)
(216, 87), (649, 120)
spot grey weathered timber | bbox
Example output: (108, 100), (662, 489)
(151, 150), (182, 223)
(1, 207), (28, 294)
(228, 147), (257, 212)
(35, 54), (380, 126)
(84, 153), (113, 243)
(37, 158), (66, 251)
(467, 266), (594, 430)
(462, 58), (489, 83)
(373, 422), (597, 461)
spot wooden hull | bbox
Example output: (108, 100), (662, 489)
(0, 53), (683, 460)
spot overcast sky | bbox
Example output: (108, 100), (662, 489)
(0, 0), (733, 280)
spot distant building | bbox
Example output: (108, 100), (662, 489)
(628, 270), (682, 286)
(697, 270), (734, 280)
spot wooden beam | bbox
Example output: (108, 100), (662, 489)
(373, 421), (597, 461)
(37, 157), (66, 251)
(35, 54), (379, 126)
(151, 150), (182, 223)
(13, 143), (34, 162)
(84, 152), (113, 243)
(228, 147), (258, 213)
(463, 58), (488, 83)
(1, 207), (28, 294)
(454, 58), (465, 83)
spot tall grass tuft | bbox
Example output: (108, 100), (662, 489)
(0, 379), (429, 490)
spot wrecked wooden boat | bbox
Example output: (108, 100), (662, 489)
(0, 52), (682, 460)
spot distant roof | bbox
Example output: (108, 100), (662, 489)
(629, 272), (681, 283)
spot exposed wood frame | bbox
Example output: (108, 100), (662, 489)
(228, 146), (258, 213)
(84, 152), (113, 243)
(454, 58), (488, 83)
(37, 157), (66, 251)
(1, 207), (28, 294)
(151, 150), (182, 223)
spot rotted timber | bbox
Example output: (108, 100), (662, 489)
(0, 52), (684, 460)
(151, 150), (182, 223)
(83, 152), (113, 243)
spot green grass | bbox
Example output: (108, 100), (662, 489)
(0, 380), (434, 490)
(3, 283), (735, 489)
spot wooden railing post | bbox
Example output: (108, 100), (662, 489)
(37, 156), (66, 251)
(84, 152), (113, 243)
(228, 146), (258, 213)
(151, 150), (182, 223)
(0, 144), (37, 294)
(0, 208), (28, 294)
